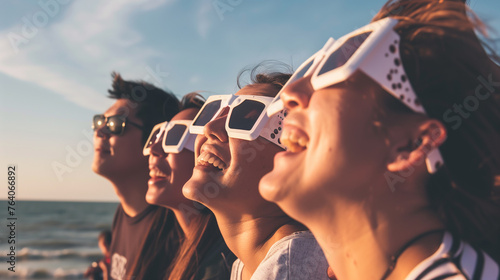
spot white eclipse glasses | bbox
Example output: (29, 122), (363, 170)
(143, 120), (196, 156)
(189, 94), (286, 149)
(267, 17), (444, 173)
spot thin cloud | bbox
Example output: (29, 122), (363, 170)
(196, 0), (214, 38)
(189, 74), (201, 84)
(0, 0), (176, 111)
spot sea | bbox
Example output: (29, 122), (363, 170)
(0, 200), (118, 279)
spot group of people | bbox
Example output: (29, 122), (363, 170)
(89, 0), (500, 279)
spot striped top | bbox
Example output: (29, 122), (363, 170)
(405, 232), (499, 280)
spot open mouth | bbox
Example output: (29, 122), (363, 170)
(95, 145), (111, 153)
(149, 168), (168, 179)
(197, 151), (226, 171)
(280, 127), (309, 153)
(95, 148), (111, 156)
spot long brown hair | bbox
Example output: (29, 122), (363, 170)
(372, 0), (500, 261)
(127, 92), (211, 279)
(166, 207), (224, 280)
(164, 93), (228, 280)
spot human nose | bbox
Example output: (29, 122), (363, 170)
(281, 76), (314, 110)
(94, 122), (111, 138)
(203, 106), (229, 143)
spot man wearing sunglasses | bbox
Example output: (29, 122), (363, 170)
(92, 73), (179, 280)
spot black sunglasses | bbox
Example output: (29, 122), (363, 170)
(92, 114), (144, 135)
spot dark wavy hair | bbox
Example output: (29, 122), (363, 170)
(371, 0), (500, 261)
(107, 72), (180, 144)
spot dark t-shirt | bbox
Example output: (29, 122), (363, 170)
(108, 204), (157, 280)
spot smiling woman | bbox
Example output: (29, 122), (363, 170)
(183, 63), (329, 280)
(128, 92), (235, 280)
(259, 0), (500, 279)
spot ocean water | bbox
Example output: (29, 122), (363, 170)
(0, 200), (118, 279)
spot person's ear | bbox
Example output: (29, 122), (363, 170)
(387, 120), (446, 173)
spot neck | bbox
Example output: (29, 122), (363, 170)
(307, 188), (444, 280)
(213, 208), (306, 276)
(109, 170), (150, 217)
(171, 208), (203, 237)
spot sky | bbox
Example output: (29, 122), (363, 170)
(0, 0), (499, 202)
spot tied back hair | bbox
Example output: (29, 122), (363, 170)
(372, 0), (500, 261)
(168, 64), (293, 278)
(237, 60), (293, 92)
(180, 91), (206, 110)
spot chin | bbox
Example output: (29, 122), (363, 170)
(145, 189), (160, 205)
(147, 182), (173, 203)
(182, 178), (200, 202)
(91, 160), (103, 174)
(182, 176), (213, 206)
(259, 171), (289, 203)
(91, 159), (116, 178)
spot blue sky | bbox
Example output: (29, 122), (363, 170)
(0, 0), (498, 202)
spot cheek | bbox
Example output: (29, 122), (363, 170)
(117, 133), (145, 153)
(194, 135), (207, 158)
(109, 137), (125, 157)
(308, 114), (388, 195)
(307, 104), (342, 165)
(169, 152), (195, 185)
(299, 97), (364, 187)
(231, 139), (273, 172)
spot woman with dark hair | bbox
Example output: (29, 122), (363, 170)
(183, 65), (329, 280)
(128, 93), (235, 280)
(260, 0), (500, 279)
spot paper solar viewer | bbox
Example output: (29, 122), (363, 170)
(267, 17), (443, 173)
(189, 94), (286, 149)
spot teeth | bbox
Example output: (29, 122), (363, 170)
(281, 129), (309, 153)
(197, 151), (226, 170)
(150, 169), (167, 178)
(202, 153), (209, 161)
